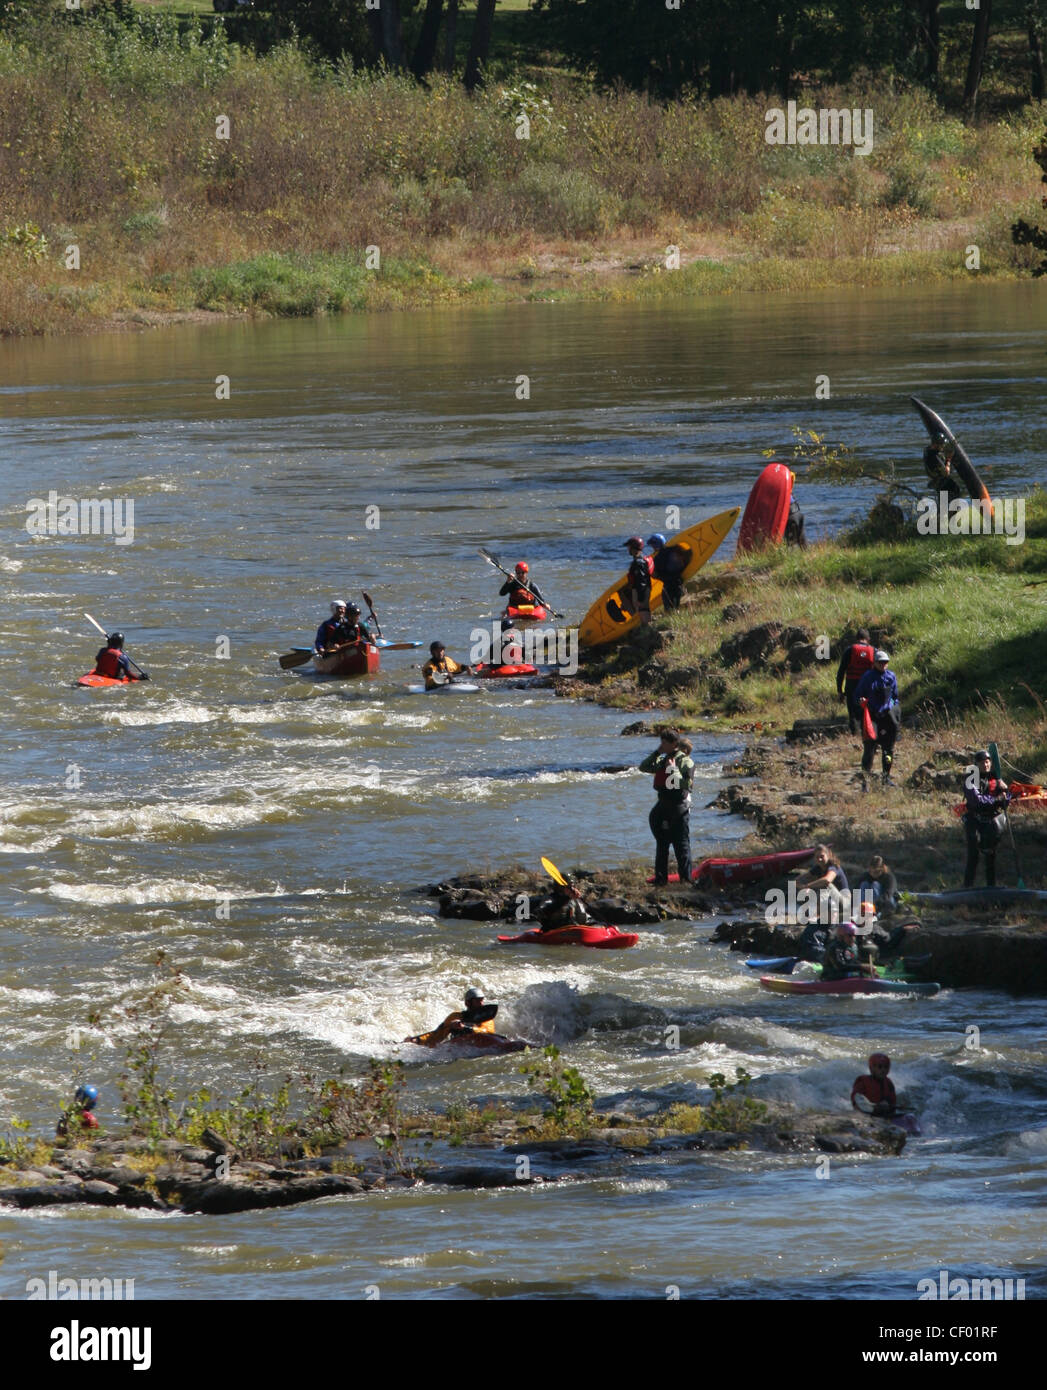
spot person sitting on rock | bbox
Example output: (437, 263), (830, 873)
(57, 1083), (99, 1138)
(535, 877), (592, 932)
(405, 988), (497, 1047)
(962, 749), (1010, 888)
(797, 844), (850, 923)
(851, 1053), (897, 1118)
(820, 921), (875, 982)
(856, 854), (899, 916)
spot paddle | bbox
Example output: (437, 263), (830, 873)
(478, 547), (563, 619)
(84, 612), (149, 680)
(361, 590), (383, 639)
(279, 648), (314, 670)
(989, 742), (1025, 888)
(541, 856), (569, 887)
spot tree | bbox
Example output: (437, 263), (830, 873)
(962, 0), (993, 117)
(1011, 131), (1047, 274)
(464, 0), (497, 90)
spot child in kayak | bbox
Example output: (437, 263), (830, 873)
(422, 641), (472, 689)
(851, 1053), (897, 1118)
(405, 988), (497, 1047)
(535, 877), (592, 932)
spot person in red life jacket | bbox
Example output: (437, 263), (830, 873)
(608, 537), (654, 624)
(962, 749), (1010, 888)
(92, 632), (140, 682)
(647, 533), (687, 611)
(836, 627), (875, 734)
(499, 562), (547, 613)
(854, 650), (901, 788)
(639, 729), (694, 884)
(56, 1083), (100, 1138)
(851, 1053), (898, 1118)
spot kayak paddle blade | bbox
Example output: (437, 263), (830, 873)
(279, 649), (314, 670)
(541, 856), (568, 887)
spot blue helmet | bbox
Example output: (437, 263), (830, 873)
(647, 534), (667, 548)
(75, 1084), (98, 1109)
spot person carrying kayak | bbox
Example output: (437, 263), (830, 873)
(422, 641), (472, 689)
(836, 627), (875, 734)
(647, 533), (687, 611)
(851, 1053), (897, 1118)
(923, 432), (964, 502)
(92, 633), (143, 682)
(784, 495), (807, 548)
(962, 749), (1010, 888)
(57, 1083), (99, 1138)
(640, 729), (694, 885)
(608, 537), (654, 625)
(854, 650), (901, 788)
(405, 987), (497, 1047)
(499, 561), (547, 612)
(821, 921), (876, 982)
(797, 844), (850, 923)
(535, 876), (592, 932)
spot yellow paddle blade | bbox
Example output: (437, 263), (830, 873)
(541, 856), (567, 886)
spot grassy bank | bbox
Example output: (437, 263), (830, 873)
(0, 11), (1043, 335)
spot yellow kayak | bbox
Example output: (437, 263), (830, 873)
(577, 507), (740, 648)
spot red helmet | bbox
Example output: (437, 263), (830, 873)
(625, 536), (644, 549)
(868, 1053), (891, 1071)
(514, 562), (529, 573)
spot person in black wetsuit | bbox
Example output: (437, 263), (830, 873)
(535, 879), (592, 931)
(639, 729), (694, 884)
(784, 496), (806, 548)
(608, 537), (653, 624)
(647, 533), (687, 611)
(923, 433), (964, 502)
(855, 855), (899, 915)
(962, 750), (1010, 887)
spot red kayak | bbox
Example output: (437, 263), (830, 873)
(311, 643), (381, 677)
(474, 662), (539, 678)
(649, 848), (816, 887)
(77, 672), (139, 688)
(737, 462), (793, 553)
(497, 924), (639, 949)
(505, 604), (547, 622)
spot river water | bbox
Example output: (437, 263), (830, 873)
(0, 282), (1045, 1300)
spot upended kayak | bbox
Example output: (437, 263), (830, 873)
(759, 975), (940, 997)
(911, 396), (992, 510)
(76, 672), (140, 688)
(737, 462), (794, 554)
(497, 924), (639, 949)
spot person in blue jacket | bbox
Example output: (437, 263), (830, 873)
(855, 650), (901, 788)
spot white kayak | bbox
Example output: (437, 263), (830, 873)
(408, 682), (481, 694)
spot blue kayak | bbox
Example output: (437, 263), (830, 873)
(745, 956), (799, 973)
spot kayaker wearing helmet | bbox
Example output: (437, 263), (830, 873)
(923, 432), (964, 502)
(92, 632), (141, 682)
(499, 561), (547, 611)
(854, 649), (901, 789)
(535, 875), (592, 932)
(962, 749), (1011, 888)
(836, 627), (875, 735)
(647, 533), (687, 611)
(639, 728), (694, 884)
(316, 601), (372, 656)
(422, 641), (472, 690)
(315, 600), (348, 652)
(57, 1083), (99, 1138)
(851, 1054), (897, 1117)
(608, 536), (654, 625)
(820, 921), (876, 982)
(405, 987), (498, 1047)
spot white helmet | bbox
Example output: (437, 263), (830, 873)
(330, 600), (347, 615)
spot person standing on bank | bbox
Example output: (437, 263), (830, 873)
(639, 729), (694, 884)
(962, 750), (1010, 888)
(647, 533), (687, 611)
(836, 627), (876, 734)
(854, 650), (902, 789)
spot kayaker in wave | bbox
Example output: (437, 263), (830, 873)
(962, 750), (1010, 887)
(855, 650), (901, 789)
(405, 987), (498, 1047)
(92, 632), (143, 682)
(535, 876), (592, 932)
(640, 729), (694, 885)
(851, 1053), (897, 1118)
(422, 641), (473, 690)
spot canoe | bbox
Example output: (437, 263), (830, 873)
(907, 887), (1047, 906)
(473, 663), (539, 678)
(77, 672), (136, 688)
(759, 975), (940, 997)
(578, 507), (740, 649)
(497, 924), (639, 949)
(505, 604), (547, 622)
(911, 396), (992, 510)
(311, 643), (381, 677)
(693, 847), (817, 888)
(737, 462), (793, 553)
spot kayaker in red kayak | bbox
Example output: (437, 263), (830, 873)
(422, 641), (473, 690)
(851, 1053), (898, 1118)
(92, 632), (142, 682)
(536, 877), (592, 932)
(499, 561), (547, 613)
(962, 750), (1010, 888)
(836, 627), (875, 734)
(405, 988), (498, 1047)
(640, 729), (694, 885)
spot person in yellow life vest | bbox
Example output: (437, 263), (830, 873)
(422, 640), (472, 689)
(405, 988), (498, 1047)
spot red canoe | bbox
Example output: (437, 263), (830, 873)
(474, 662), (539, 678)
(692, 847), (817, 887)
(505, 604), (548, 622)
(497, 924), (639, 949)
(737, 462), (793, 554)
(311, 643), (381, 677)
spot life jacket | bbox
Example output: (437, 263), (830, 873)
(508, 585), (535, 607)
(845, 643), (876, 680)
(652, 754), (690, 803)
(95, 646), (125, 679)
(852, 1075), (896, 1109)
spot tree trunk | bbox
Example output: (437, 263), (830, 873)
(464, 0), (497, 91)
(443, 0), (459, 72)
(367, 0), (405, 70)
(1030, 9), (1046, 101)
(962, 0), (993, 117)
(412, 0), (445, 80)
(925, 0), (941, 86)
